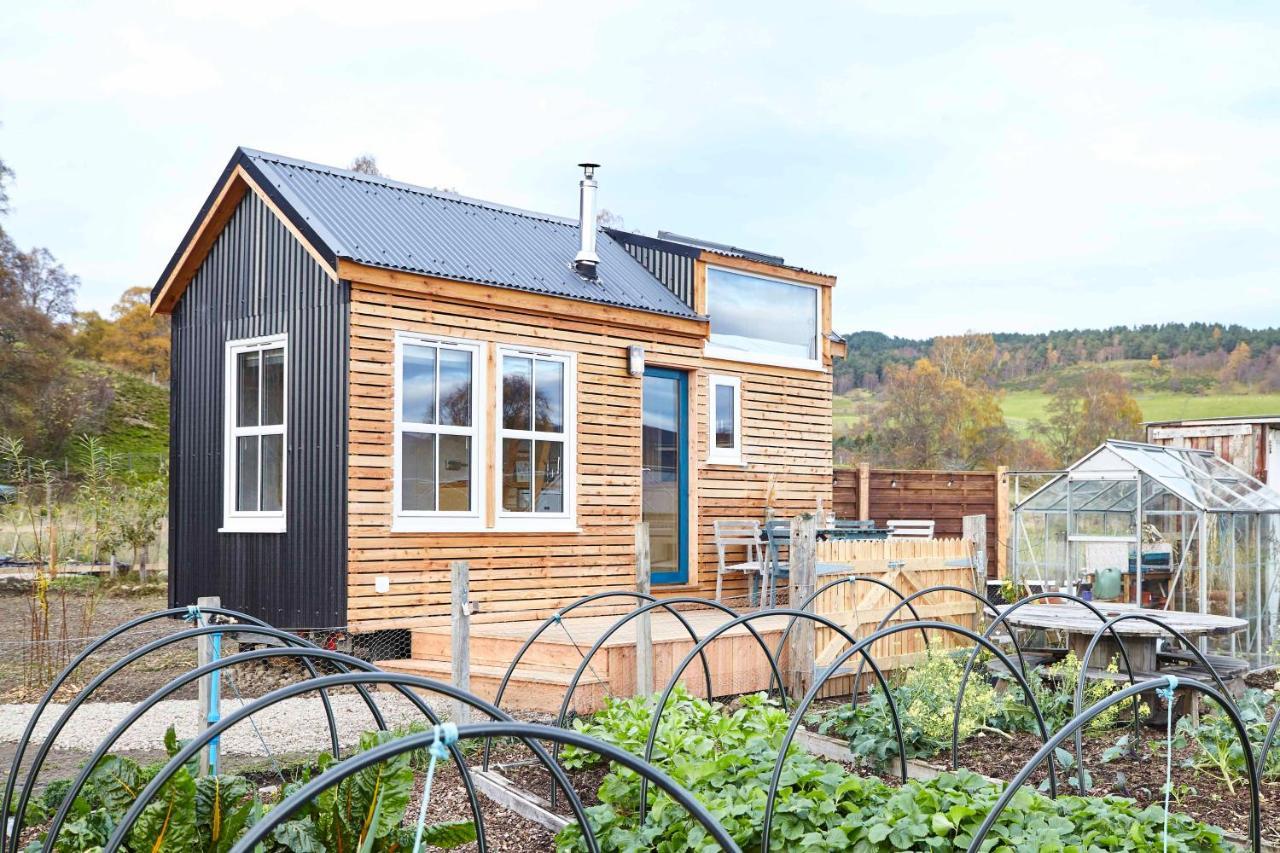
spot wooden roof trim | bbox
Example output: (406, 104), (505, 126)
(151, 164), (338, 315)
(698, 250), (836, 287)
(338, 260), (710, 338)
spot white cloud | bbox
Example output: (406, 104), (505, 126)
(2, 1), (1279, 334)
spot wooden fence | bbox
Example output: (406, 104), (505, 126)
(809, 538), (982, 686)
(832, 465), (1008, 578)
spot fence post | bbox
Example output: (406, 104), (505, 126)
(451, 560), (471, 724)
(963, 514), (988, 582)
(857, 463), (871, 521)
(995, 466), (1010, 578)
(196, 595), (221, 776)
(787, 513), (817, 700)
(635, 522), (653, 697)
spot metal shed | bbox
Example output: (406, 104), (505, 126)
(1011, 440), (1280, 667)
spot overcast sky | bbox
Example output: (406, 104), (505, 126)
(3, 1), (1279, 338)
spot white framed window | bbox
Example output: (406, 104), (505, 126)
(703, 265), (823, 371)
(707, 375), (743, 465)
(222, 334), (287, 533)
(496, 345), (576, 531)
(393, 332), (485, 532)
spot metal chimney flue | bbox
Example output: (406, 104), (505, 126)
(574, 162), (600, 278)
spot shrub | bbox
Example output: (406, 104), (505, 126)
(813, 650), (999, 765)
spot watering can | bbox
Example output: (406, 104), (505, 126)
(1092, 566), (1123, 601)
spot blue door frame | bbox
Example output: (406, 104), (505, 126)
(643, 367), (689, 585)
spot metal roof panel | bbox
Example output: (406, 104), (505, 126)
(242, 149), (701, 320)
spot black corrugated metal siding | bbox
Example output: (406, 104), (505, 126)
(604, 229), (698, 309)
(169, 191), (349, 629)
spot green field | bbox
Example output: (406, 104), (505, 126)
(835, 387), (1280, 438)
(1000, 390), (1280, 435)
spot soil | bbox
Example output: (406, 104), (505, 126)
(925, 729), (1280, 844)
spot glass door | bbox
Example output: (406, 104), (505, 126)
(642, 367), (688, 584)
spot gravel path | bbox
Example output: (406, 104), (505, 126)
(0, 693), (436, 755)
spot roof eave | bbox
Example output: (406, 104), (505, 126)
(150, 148), (341, 315)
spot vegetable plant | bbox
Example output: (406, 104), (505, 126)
(19, 725), (475, 852)
(554, 688), (1231, 852)
(811, 650), (1001, 766)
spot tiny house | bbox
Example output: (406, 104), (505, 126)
(153, 149), (841, 632)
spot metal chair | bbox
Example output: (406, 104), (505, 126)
(762, 519), (792, 607)
(712, 519), (766, 604)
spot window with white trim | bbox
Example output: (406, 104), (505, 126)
(223, 335), (287, 532)
(707, 375), (742, 464)
(393, 333), (484, 531)
(498, 347), (575, 525)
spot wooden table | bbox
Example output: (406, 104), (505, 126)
(996, 602), (1248, 675)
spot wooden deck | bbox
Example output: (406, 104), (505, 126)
(379, 608), (795, 713)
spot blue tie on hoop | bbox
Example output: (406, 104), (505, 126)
(1155, 674), (1179, 853)
(411, 722), (460, 853)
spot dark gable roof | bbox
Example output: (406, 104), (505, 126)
(154, 147), (702, 320)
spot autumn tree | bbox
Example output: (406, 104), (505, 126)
(1037, 369), (1143, 465)
(929, 332), (997, 386)
(1220, 340), (1252, 385)
(872, 358), (1012, 469)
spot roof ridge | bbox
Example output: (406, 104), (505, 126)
(239, 147), (582, 229)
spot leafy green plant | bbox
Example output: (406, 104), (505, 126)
(561, 685), (789, 771)
(266, 729), (475, 852)
(554, 694), (1230, 851)
(989, 651), (1145, 738)
(811, 650), (1001, 766)
(1174, 687), (1278, 793)
(20, 725), (475, 852)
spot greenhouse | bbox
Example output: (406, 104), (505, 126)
(1011, 440), (1280, 667)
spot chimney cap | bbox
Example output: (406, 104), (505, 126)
(578, 162), (600, 178)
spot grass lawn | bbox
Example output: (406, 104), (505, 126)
(1001, 389), (1280, 435)
(835, 386), (1280, 438)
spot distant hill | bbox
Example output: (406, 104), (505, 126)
(835, 323), (1280, 393)
(834, 324), (1280, 445)
(62, 360), (168, 476)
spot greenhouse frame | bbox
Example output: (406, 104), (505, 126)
(1011, 440), (1280, 667)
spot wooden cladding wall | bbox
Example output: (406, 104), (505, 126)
(832, 466), (1008, 577)
(346, 278), (833, 631)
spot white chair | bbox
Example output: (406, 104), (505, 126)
(713, 519), (766, 604)
(887, 519), (935, 539)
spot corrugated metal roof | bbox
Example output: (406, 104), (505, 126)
(240, 149), (701, 320)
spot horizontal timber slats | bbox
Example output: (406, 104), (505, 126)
(348, 279), (834, 630)
(832, 467), (1008, 577)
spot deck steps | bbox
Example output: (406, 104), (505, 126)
(375, 656), (610, 715)
(379, 610), (795, 714)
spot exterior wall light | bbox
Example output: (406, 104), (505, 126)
(628, 345), (645, 377)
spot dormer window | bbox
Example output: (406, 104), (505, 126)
(704, 266), (820, 370)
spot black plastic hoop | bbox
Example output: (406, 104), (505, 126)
(952, 591), (1143, 774)
(101, 673), (601, 853)
(759, 620), (1056, 853)
(0, 605), (280, 848)
(638, 607), (905, 822)
(771, 575), (930, 669)
(1069, 612), (1235, 795)
(967, 677), (1261, 853)
(222, 722), (743, 853)
(6, 622), (372, 853)
(40, 647), (485, 853)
